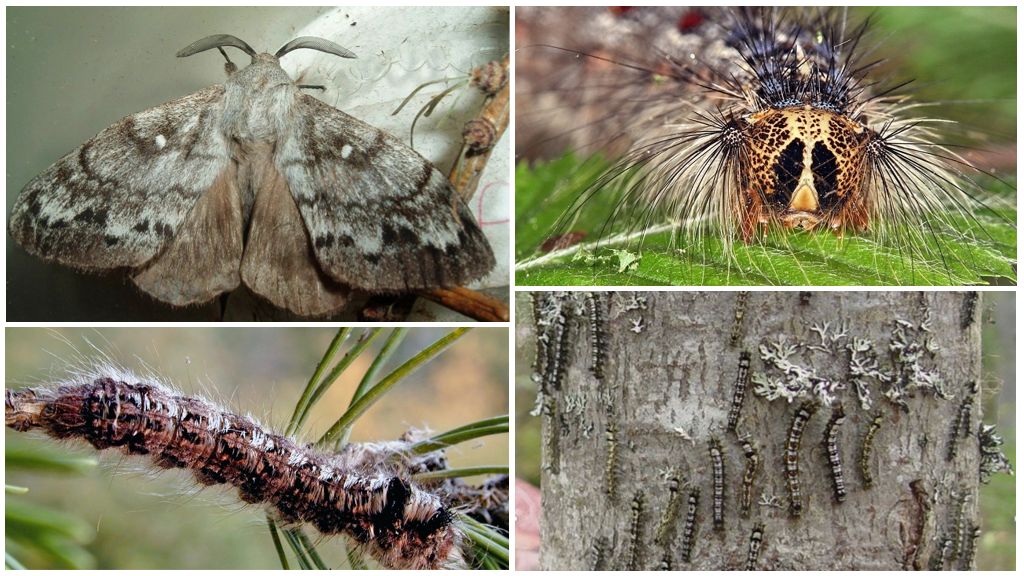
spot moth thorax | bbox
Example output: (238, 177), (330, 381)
(744, 106), (870, 230)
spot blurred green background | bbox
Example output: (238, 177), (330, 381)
(6, 327), (508, 569)
(515, 292), (1015, 569)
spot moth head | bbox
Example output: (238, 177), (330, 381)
(742, 105), (874, 232)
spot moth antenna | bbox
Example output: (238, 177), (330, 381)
(176, 34), (257, 60)
(275, 36), (357, 60)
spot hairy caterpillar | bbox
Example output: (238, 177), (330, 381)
(960, 524), (980, 570)
(946, 382), (977, 462)
(745, 522), (765, 570)
(823, 403), (848, 503)
(605, 420), (619, 501)
(585, 291), (608, 381)
(737, 434), (760, 517)
(5, 375), (467, 569)
(515, 7), (1014, 283)
(785, 401), (817, 517)
(729, 292), (748, 347)
(708, 436), (726, 531)
(948, 487), (970, 563)
(960, 293), (979, 330)
(679, 487), (700, 564)
(590, 536), (610, 570)
(726, 351), (751, 433)
(929, 535), (953, 571)
(626, 491), (646, 570)
(654, 474), (683, 547)
(859, 411), (884, 489)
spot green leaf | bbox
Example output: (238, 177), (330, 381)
(515, 156), (1016, 286)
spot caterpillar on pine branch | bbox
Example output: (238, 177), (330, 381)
(516, 7), (1015, 279)
(5, 373), (479, 570)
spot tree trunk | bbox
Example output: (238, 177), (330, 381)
(531, 291), (993, 570)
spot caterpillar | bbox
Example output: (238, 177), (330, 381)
(726, 351), (752, 433)
(658, 551), (673, 571)
(5, 376), (464, 569)
(590, 536), (610, 570)
(626, 491), (646, 570)
(541, 394), (561, 475)
(946, 382), (976, 462)
(785, 401), (818, 517)
(585, 291), (608, 381)
(654, 474), (683, 547)
(605, 419), (620, 500)
(961, 292), (979, 330)
(799, 292), (813, 306)
(745, 522), (765, 570)
(960, 524), (981, 570)
(709, 436), (726, 530)
(738, 434), (760, 517)
(928, 535), (953, 571)
(729, 292), (748, 347)
(949, 488), (969, 562)
(909, 479), (933, 571)
(823, 404), (848, 503)
(860, 411), (884, 489)
(679, 487), (700, 563)
(515, 7), (1014, 282)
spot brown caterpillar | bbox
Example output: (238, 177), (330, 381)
(785, 401), (818, 517)
(5, 376), (463, 570)
(860, 411), (884, 489)
(626, 491), (646, 570)
(729, 292), (749, 347)
(726, 351), (751, 433)
(679, 487), (700, 563)
(823, 404), (848, 503)
(654, 475), (683, 547)
(738, 434), (760, 517)
(745, 522), (765, 570)
(709, 436), (726, 530)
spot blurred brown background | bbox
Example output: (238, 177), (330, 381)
(6, 327), (508, 569)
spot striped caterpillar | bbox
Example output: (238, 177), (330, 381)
(737, 434), (760, 517)
(946, 382), (977, 462)
(729, 292), (748, 347)
(679, 487), (700, 563)
(654, 474), (683, 547)
(785, 401), (817, 517)
(823, 403), (847, 503)
(516, 7), (1014, 280)
(726, 351), (751, 433)
(745, 522), (765, 570)
(5, 375), (465, 569)
(584, 291), (608, 381)
(604, 419), (619, 501)
(708, 436), (726, 531)
(626, 491), (646, 570)
(860, 411), (884, 489)
(960, 524), (981, 570)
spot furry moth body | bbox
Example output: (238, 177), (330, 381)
(9, 34), (495, 318)
(5, 375), (464, 569)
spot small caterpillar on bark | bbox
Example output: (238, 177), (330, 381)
(860, 411), (884, 489)
(726, 351), (751, 433)
(5, 374), (466, 569)
(785, 401), (818, 518)
(626, 490), (646, 570)
(737, 434), (760, 517)
(679, 487), (700, 564)
(708, 436), (726, 531)
(823, 403), (848, 503)
(745, 522), (765, 570)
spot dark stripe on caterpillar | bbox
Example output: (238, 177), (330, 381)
(679, 487), (700, 564)
(960, 292), (979, 330)
(959, 524), (981, 570)
(654, 475), (683, 547)
(860, 411), (884, 489)
(605, 420), (619, 501)
(949, 488), (969, 562)
(5, 378), (461, 569)
(585, 291), (607, 381)
(746, 522), (765, 570)
(709, 436), (726, 530)
(727, 351), (751, 433)
(738, 434), (760, 517)
(785, 401), (818, 517)
(627, 491), (646, 570)
(729, 291), (749, 347)
(823, 403), (848, 503)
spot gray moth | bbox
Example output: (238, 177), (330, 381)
(8, 34), (496, 318)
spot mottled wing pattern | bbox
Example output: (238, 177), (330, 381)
(277, 94), (495, 292)
(9, 86), (231, 272)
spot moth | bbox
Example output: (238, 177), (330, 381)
(8, 34), (495, 317)
(5, 374), (465, 569)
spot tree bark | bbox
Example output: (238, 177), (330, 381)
(531, 291), (992, 570)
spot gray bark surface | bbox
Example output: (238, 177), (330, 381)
(534, 291), (985, 570)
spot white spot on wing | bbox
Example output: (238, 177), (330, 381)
(341, 144), (352, 159)
(155, 134), (167, 149)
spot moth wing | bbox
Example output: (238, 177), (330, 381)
(275, 94), (496, 292)
(240, 146), (350, 317)
(9, 86), (238, 303)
